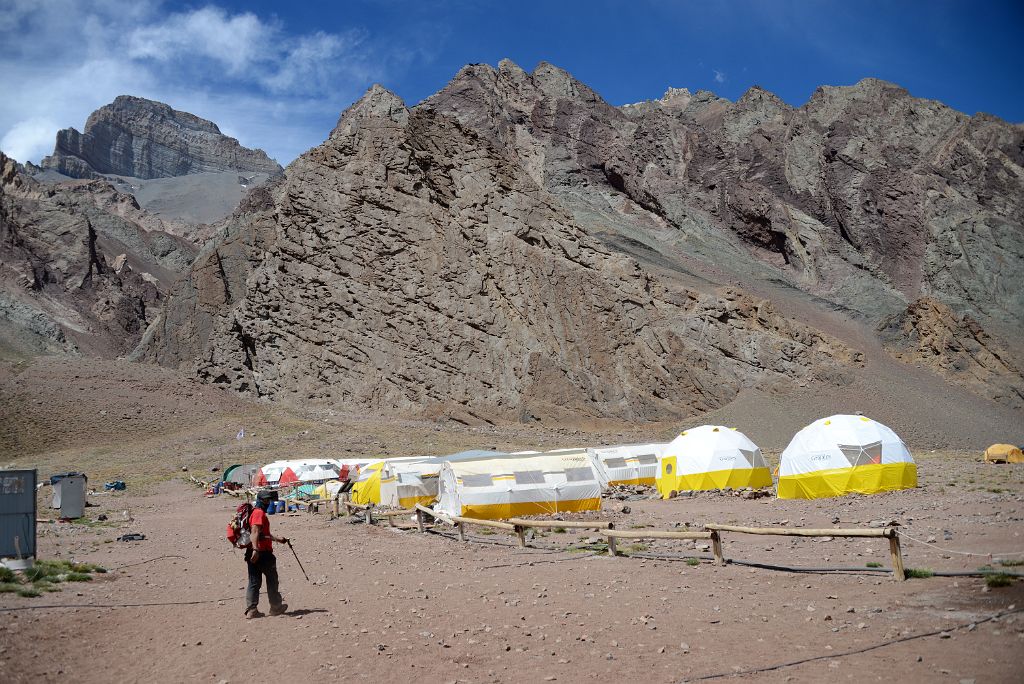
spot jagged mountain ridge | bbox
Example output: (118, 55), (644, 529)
(135, 86), (859, 422)
(41, 96), (282, 180)
(0, 152), (197, 358)
(422, 60), (1024, 329)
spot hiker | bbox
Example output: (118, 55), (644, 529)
(244, 491), (289, 618)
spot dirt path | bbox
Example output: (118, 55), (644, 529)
(2, 457), (1022, 683)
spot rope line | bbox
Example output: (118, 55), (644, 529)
(897, 530), (1024, 558)
(0, 596), (244, 613)
(688, 607), (1023, 681)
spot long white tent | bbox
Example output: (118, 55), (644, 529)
(435, 450), (601, 519)
(587, 443), (666, 488)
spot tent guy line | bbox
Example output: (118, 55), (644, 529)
(688, 606), (1024, 681)
(896, 530), (1024, 558)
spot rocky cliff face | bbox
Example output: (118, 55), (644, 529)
(422, 61), (1024, 328)
(136, 87), (858, 422)
(40, 96), (282, 180)
(879, 298), (1024, 409)
(0, 152), (197, 357)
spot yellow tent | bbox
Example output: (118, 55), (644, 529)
(312, 480), (344, 500)
(349, 461), (384, 505)
(984, 444), (1024, 464)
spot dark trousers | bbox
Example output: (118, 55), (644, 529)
(244, 548), (283, 612)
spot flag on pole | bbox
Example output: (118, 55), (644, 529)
(236, 428), (245, 440)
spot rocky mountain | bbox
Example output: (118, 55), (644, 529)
(0, 152), (196, 358)
(40, 96), (282, 180)
(423, 61), (1024, 329)
(134, 85), (862, 423)
(134, 61), (1024, 422)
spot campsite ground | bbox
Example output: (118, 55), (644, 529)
(1, 456), (1022, 683)
(1, 357), (1024, 682)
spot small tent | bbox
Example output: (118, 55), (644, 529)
(223, 464), (260, 486)
(256, 459), (341, 486)
(587, 443), (665, 488)
(312, 480), (345, 500)
(656, 426), (771, 496)
(777, 414), (916, 499)
(379, 459), (441, 509)
(435, 450), (601, 520)
(984, 444), (1024, 464)
(349, 461), (385, 505)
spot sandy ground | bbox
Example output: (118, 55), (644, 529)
(1, 454), (1022, 684)
(2, 357), (1023, 682)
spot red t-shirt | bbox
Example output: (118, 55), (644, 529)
(249, 507), (273, 552)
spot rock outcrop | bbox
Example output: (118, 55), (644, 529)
(422, 61), (1024, 327)
(136, 86), (858, 422)
(41, 96), (282, 180)
(879, 298), (1024, 409)
(0, 152), (197, 357)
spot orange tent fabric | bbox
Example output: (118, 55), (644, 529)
(277, 467), (300, 486)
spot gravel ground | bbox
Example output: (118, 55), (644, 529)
(1, 455), (1022, 683)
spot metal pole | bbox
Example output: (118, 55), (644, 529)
(286, 540), (310, 582)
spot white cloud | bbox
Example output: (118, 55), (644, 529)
(126, 7), (273, 75)
(0, 1), (412, 165)
(1, 117), (60, 163)
(713, 69), (726, 84)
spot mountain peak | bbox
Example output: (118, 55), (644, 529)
(40, 96), (281, 180)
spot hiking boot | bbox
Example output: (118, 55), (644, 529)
(269, 603), (288, 616)
(245, 608), (264, 619)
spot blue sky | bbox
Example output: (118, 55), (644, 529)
(1, 1), (1021, 166)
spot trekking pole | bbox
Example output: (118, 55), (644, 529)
(286, 540), (310, 582)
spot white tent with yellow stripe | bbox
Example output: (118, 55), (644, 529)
(435, 450), (601, 520)
(587, 443), (666, 488)
(656, 426), (771, 497)
(777, 415), (916, 499)
(379, 459), (442, 509)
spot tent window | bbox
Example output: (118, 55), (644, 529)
(461, 474), (493, 488)
(397, 473), (420, 484)
(514, 471), (545, 485)
(604, 457), (627, 469)
(635, 453), (658, 465)
(564, 467), (594, 482)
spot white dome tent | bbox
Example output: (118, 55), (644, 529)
(777, 414), (916, 499)
(656, 425), (771, 496)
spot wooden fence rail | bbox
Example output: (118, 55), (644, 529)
(355, 503), (907, 581)
(604, 528), (721, 563)
(704, 524), (904, 580)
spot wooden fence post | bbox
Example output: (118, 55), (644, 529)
(331, 498), (339, 519)
(711, 530), (724, 566)
(515, 525), (527, 548)
(416, 508), (425, 533)
(364, 507), (373, 525)
(458, 521), (466, 542)
(888, 531), (905, 581)
(607, 533), (618, 557)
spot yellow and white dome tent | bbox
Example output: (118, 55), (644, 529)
(777, 414), (916, 499)
(656, 425), (772, 497)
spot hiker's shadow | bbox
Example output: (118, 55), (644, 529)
(286, 608), (328, 617)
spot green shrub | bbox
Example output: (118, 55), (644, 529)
(865, 562), (882, 568)
(998, 559), (1024, 567)
(16, 587), (41, 598)
(905, 568), (934, 579)
(552, 527), (567, 534)
(686, 557), (700, 567)
(985, 573), (1015, 588)
(0, 582), (22, 593)
(64, 572), (93, 582)
(0, 566), (15, 582)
